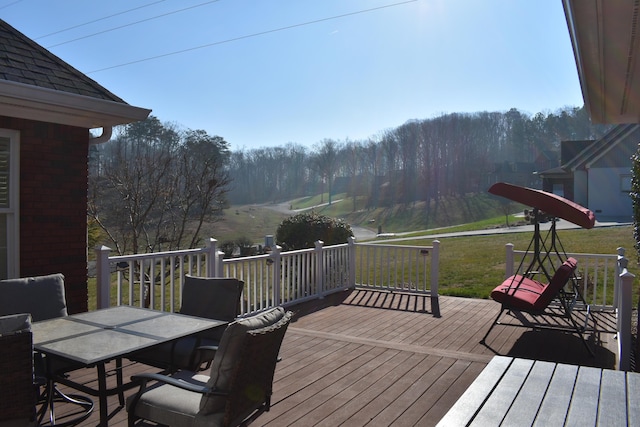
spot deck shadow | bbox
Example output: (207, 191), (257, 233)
(503, 329), (616, 368)
(342, 288), (439, 316)
(287, 288), (355, 323)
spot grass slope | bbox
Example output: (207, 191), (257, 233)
(298, 193), (520, 234)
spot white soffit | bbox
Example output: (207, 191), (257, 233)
(0, 80), (151, 128)
(563, 0), (640, 124)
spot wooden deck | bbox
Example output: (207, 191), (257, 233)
(46, 289), (619, 426)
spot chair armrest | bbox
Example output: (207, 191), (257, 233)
(191, 345), (219, 371)
(131, 373), (228, 397)
(196, 345), (219, 353)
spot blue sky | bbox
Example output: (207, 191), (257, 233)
(1, 0), (583, 150)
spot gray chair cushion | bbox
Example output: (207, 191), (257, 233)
(0, 274), (67, 321)
(126, 371), (217, 427)
(181, 276), (243, 342)
(0, 313), (31, 335)
(200, 306), (287, 414)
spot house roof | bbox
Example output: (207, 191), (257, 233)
(0, 19), (150, 129)
(538, 123), (640, 178)
(563, 0), (640, 124)
(564, 123), (639, 171)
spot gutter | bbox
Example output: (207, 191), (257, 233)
(0, 80), (151, 129)
(89, 126), (113, 145)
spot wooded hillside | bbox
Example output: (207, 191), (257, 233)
(228, 107), (611, 208)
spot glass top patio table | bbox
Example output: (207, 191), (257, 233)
(33, 305), (225, 365)
(32, 305), (227, 426)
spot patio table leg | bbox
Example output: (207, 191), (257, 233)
(97, 363), (108, 427)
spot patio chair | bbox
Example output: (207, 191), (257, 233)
(0, 313), (36, 427)
(0, 274), (95, 422)
(127, 306), (292, 427)
(481, 257), (596, 355)
(0, 273), (68, 322)
(130, 276), (244, 372)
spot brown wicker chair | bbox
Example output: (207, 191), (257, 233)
(127, 306), (292, 427)
(0, 313), (36, 427)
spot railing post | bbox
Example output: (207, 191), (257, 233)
(617, 255), (634, 371)
(348, 236), (356, 289)
(430, 240), (441, 317)
(215, 251), (225, 277)
(315, 240), (325, 297)
(206, 238), (217, 276)
(614, 247), (625, 309)
(270, 245), (282, 305)
(505, 243), (514, 278)
(95, 245), (112, 309)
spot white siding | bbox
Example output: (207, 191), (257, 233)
(588, 167), (632, 221)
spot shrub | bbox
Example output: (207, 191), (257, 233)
(236, 236), (256, 256)
(276, 212), (353, 250)
(220, 240), (236, 258)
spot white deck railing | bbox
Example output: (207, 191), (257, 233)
(94, 238), (632, 368)
(505, 244), (620, 311)
(94, 237), (441, 316)
(505, 244), (635, 370)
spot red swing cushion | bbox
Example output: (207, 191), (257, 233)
(490, 257), (578, 312)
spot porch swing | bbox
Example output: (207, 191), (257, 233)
(480, 182), (598, 355)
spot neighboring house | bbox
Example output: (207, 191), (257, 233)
(488, 161), (537, 189)
(538, 124), (639, 222)
(533, 149), (558, 175)
(0, 20), (150, 313)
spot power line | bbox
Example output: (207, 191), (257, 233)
(87, 0), (418, 74)
(0, 0), (24, 11)
(35, 0), (168, 40)
(46, 0), (222, 48)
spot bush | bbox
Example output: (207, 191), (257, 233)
(236, 236), (256, 256)
(276, 212), (353, 250)
(220, 240), (236, 258)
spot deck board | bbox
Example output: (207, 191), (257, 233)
(44, 290), (620, 426)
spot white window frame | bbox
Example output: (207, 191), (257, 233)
(0, 129), (19, 279)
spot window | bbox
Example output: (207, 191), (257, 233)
(0, 130), (19, 279)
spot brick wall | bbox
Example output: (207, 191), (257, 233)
(0, 116), (89, 314)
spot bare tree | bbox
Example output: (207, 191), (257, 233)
(312, 139), (341, 205)
(88, 117), (231, 254)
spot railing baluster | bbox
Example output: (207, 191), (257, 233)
(98, 239), (440, 315)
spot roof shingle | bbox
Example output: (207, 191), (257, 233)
(0, 19), (127, 104)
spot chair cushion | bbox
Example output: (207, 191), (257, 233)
(126, 371), (219, 427)
(491, 275), (547, 312)
(491, 258), (578, 312)
(181, 276), (243, 342)
(199, 307), (287, 414)
(0, 274), (67, 321)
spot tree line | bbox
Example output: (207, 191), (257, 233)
(89, 106), (610, 254)
(229, 107), (610, 207)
